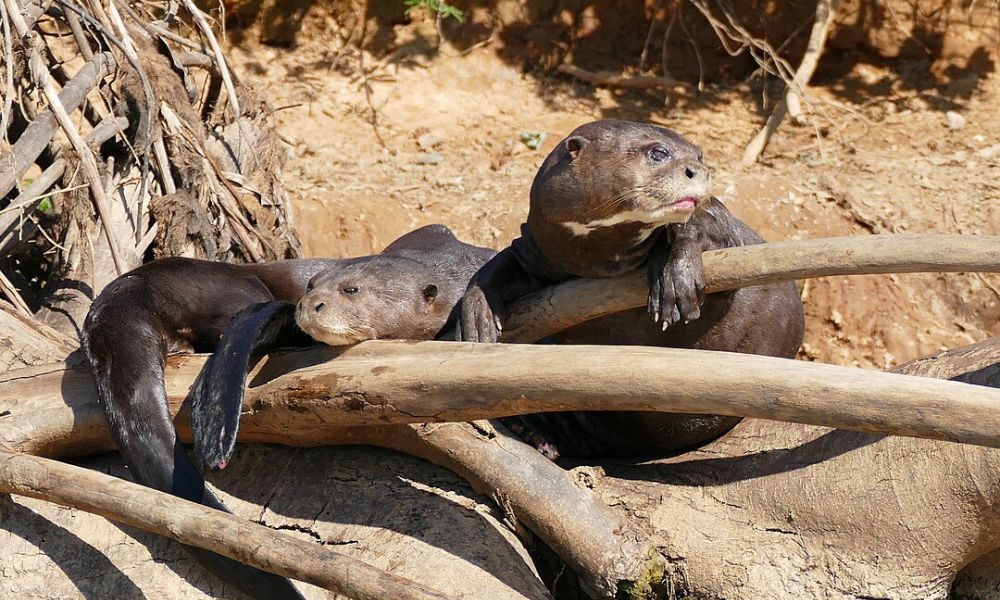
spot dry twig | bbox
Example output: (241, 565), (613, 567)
(4, 0), (125, 274)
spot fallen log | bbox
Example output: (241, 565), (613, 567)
(499, 233), (1000, 342)
(0, 449), (454, 600)
(5, 338), (998, 599)
(4, 341), (1000, 459)
(598, 337), (1000, 599)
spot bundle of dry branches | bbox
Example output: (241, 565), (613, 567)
(0, 0), (298, 347)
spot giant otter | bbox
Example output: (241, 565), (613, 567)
(191, 224), (497, 471)
(455, 119), (805, 459)
(82, 257), (337, 599)
(81, 225), (492, 599)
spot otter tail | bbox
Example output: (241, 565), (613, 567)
(82, 280), (305, 600)
(193, 301), (304, 471)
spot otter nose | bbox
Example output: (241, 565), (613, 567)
(313, 301), (325, 313)
(684, 165), (697, 179)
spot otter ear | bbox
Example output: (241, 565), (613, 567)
(564, 135), (589, 159)
(422, 284), (439, 303)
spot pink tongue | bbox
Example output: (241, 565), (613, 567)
(672, 198), (697, 209)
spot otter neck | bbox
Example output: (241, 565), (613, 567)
(517, 218), (665, 279)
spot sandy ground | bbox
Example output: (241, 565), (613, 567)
(224, 11), (999, 370)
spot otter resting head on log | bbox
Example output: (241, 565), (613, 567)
(191, 225), (497, 471)
(455, 119), (806, 460)
(85, 226), (496, 598)
(81, 256), (352, 600)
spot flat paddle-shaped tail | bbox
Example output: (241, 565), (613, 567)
(193, 301), (306, 471)
(83, 279), (306, 600)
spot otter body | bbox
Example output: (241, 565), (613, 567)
(86, 225), (494, 596)
(457, 119), (805, 459)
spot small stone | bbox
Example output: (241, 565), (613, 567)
(975, 144), (1000, 160)
(413, 152), (444, 165)
(417, 132), (444, 150)
(945, 111), (966, 130)
(519, 131), (546, 150)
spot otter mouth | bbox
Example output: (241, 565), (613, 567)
(668, 196), (700, 210)
(295, 304), (374, 347)
(300, 323), (372, 347)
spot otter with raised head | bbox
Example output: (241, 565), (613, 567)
(456, 119), (805, 459)
(191, 224), (497, 471)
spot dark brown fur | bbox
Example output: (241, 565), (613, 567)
(192, 225), (496, 471)
(456, 119), (805, 459)
(82, 257), (342, 600)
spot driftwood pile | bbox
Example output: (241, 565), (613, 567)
(0, 0), (297, 356)
(2, 2), (1000, 600)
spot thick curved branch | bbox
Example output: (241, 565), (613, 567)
(4, 340), (1000, 458)
(499, 233), (1000, 342)
(313, 421), (658, 600)
(0, 449), (453, 600)
(3, 340), (997, 598)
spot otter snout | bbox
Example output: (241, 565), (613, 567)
(301, 295), (326, 314)
(679, 159), (709, 183)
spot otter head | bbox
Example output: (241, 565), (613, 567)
(531, 120), (710, 232)
(525, 119), (712, 276)
(295, 256), (451, 346)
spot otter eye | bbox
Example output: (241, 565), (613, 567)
(647, 146), (671, 163)
(342, 286), (359, 295)
(306, 281), (315, 292)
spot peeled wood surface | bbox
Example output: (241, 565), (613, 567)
(501, 234), (1000, 342)
(0, 450), (454, 600)
(5, 340), (1000, 460)
(0, 446), (551, 600)
(373, 422), (655, 599)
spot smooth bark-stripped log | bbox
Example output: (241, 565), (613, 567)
(4, 338), (996, 599)
(0, 449), (454, 600)
(892, 336), (1000, 381)
(500, 233), (1000, 342)
(353, 422), (657, 599)
(601, 337), (1000, 599)
(5, 340), (1000, 458)
(251, 421), (657, 599)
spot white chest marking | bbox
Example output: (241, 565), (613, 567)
(561, 207), (689, 239)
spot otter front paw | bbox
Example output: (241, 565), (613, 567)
(456, 286), (504, 343)
(648, 250), (706, 330)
